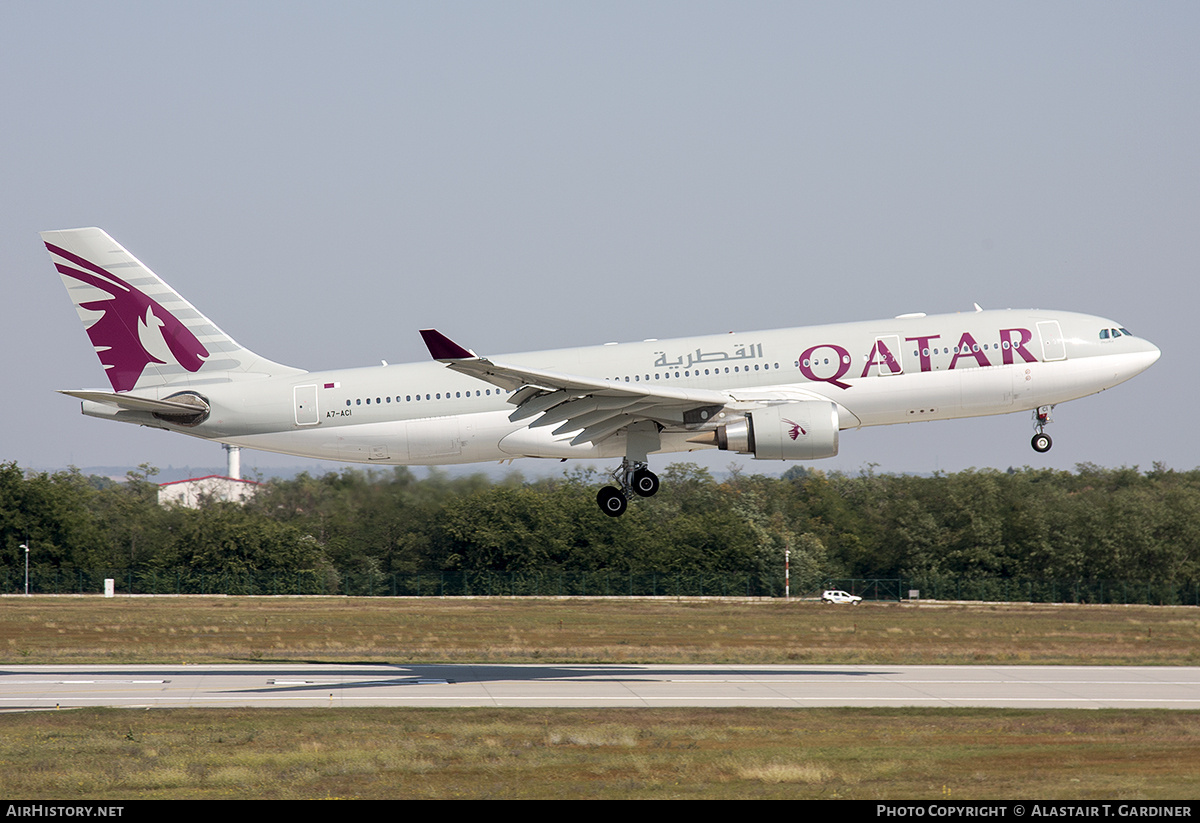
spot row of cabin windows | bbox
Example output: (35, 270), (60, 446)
(911, 341), (1009, 358)
(344, 363), (787, 407)
(348, 388), (512, 406)
(612, 363), (783, 381)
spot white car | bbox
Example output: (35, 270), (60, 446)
(821, 590), (862, 605)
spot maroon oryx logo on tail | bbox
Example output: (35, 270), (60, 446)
(46, 242), (209, 392)
(784, 419), (807, 440)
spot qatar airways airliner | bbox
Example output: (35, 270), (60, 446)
(42, 227), (1160, 516)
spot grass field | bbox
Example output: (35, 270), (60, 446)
(1, 596), (1198, 799)
(3, 706), (1198, 800)
(3, 595), (1199, 666)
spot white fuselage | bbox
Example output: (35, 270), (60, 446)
(87, 307), (1159, 466)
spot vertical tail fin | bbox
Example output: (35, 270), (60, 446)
(41, 228), (303, 391)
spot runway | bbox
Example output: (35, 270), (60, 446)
(2, 664), (1199, 710)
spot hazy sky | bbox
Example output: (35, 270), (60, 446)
(3, 2), (1196, 479)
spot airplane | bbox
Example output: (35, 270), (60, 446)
(42, 227), (1161, 516)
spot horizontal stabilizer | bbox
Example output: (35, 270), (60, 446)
(58, 390), (207, 415)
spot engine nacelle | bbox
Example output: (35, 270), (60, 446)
(708, 401), (839, 460)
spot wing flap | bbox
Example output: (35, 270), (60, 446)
(530, 394), (646, 429)
(551, 403), (657, 437)
(570, 414), (648, 446)
(508, 389), (575, 422)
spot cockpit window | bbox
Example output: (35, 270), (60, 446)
(1119, 328), (1132, 337)
(1099, 329), (1110, 339)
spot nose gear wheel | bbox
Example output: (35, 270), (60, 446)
(1031, 405), (1054, 453)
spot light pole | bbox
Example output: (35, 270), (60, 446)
(20, 543), (29, 595)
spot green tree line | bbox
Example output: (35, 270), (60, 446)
(2, 460), (1199, 597)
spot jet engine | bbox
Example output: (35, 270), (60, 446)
(693, 400), (839, 460)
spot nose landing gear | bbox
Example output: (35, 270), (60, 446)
(1031, 405), (1054, 453)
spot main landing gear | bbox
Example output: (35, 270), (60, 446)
(596, 458), (660, 517)
(596, 420), (663, 516)
(1031, 405), (1054, 453)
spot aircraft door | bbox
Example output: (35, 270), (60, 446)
(294, 384), (319, 426)
(1037, 321), (1066, 361)
(871, 335), (904, 375)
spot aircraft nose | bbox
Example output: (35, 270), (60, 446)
(1127, 338), (1161, 376)
(1139, 337), (1161, 362)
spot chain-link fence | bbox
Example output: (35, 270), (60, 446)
(0, 567), (785, 598)
(3, 566), (1198, 604)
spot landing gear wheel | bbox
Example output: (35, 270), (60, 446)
(597, 486), (628, 517)
(631, 468), (660, 498)
(1030, 406), (1054, 454)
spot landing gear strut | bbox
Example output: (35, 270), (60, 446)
(1031, 405), (1054, 453)
(596, 458), (660, 517)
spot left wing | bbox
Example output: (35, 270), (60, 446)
(419, 329), (730, 445)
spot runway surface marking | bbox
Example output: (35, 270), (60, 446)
(1, 664), (1198, 710)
